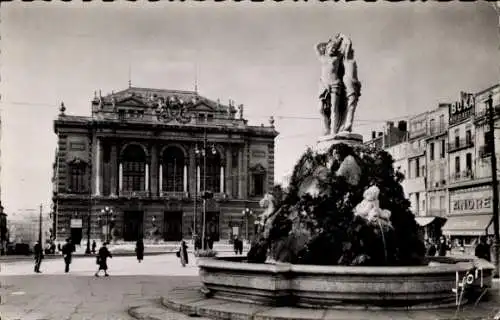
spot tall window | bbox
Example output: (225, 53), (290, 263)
(253, 173), (265, 197)
(455, 156), (460, 174)
(439, 114), (445, 132)
(454, 129), (460, 148)
(465, 129), (472, 145)
(68, 161), (87, 193)
(415, 158), (420, 177)
(441, 140), (446, 158)
(466, 153), (472, 172)
(163, 147), (185, 192)
(430, 119), (436, 135)
(200, 151), (221, 193)
(439, 196), (446, 211)
(122, 145), (146, 191)
(430, 142), (435, 161)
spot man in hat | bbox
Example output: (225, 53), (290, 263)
(61, 238), (75, 273)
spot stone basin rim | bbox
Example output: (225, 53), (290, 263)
(197, 257), (475, 275)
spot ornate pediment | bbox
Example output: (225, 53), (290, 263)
(116, 96), (147, 108)
(191, 102), (215, 112)
(154, 95), (194, 124)
(250, 163), (266, 174)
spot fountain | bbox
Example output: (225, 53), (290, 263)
(161, 34), (496, 319)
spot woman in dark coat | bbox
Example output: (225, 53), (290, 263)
(178, 240), (189, 267)
(95, 242), (112, 277)
(136, 239), (144, 263)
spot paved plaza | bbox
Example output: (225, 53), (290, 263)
(0, 254), (201, 320)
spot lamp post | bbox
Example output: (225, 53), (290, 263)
(195, 128), (217, 250)
(242, 208), (253, 242)
(99, 206), (114, 243)
(85, 211), (91, 254)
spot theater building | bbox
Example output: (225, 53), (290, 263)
(52, 87), (278, 244)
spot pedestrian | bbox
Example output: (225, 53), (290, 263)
(33, 240), (43, 273)
(61, 238), (74, 273)
(178, 240), (189, 267)
(92, 240), (97, 254)
(95, 242), (112, 277)
(233, 236), (239, 255)
(475, 236), (491, 261)
(426, 239), (437, 257)
(437, 236), (449, 257)
(135, 238), (144, 263)
(238, 238), (243, 255)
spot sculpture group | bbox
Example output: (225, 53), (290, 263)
(316, 34), (361, 136)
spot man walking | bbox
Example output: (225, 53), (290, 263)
(33, 240), (43, 273)
(62, 238), (74, 273)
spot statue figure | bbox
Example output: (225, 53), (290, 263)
(316, 34), (361, 136)
(353, 185), (392, 226)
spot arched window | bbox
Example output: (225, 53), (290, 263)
(68, 160), (88, 193)
(122, 145), (146, 192)
(200, 151), (221, 193)
(162, 147), (185, 192)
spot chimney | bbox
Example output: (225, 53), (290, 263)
(371, 131), (376, 139)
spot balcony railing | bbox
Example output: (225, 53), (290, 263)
(474, 105), (500, 121)
(449, 169), (474, 184)
(428, 125), (447, 137)
(407, 145), (426, 158)
(448, 138), (474, 152)
(159, 191), (189, 199)
(119, 190), (151, 198)
(428, 179), (447, 189)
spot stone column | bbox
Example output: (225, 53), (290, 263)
(159, 163), (163, 194)
(150, 145), (158, 196)
(97, 139), (103, 196)
(110, 143), (117, 197)
(197, 166), (201, 193)
(145, 164), (150, 192)
(225, 148), (232, 198)
(94, 138), (101, 196)
(183, 165), (188, 193)
(220, 166), (225, 193)
(242, 144), (248, 198)
(119, 163), (123, 193)
(188, 146), (197, 197)
(238, 147), (243, 199)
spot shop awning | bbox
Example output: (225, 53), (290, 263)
(415, 216), (437, 227)
(442, 214), (493, 236)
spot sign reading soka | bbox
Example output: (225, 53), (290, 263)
(450, 188), (492, 215)
(449, 92), (474, 125)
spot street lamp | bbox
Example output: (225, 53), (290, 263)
(85, 211), (91, 254)
(195, 128), (217, 250)
(242, 208), (253, 242)
(99, 206), (114, 243)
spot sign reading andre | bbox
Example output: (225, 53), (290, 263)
(450, 188), (492, 215)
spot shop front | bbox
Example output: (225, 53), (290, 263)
(443, 186), (495, 253)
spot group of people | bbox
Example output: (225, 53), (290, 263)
(33, 238), (113, 276)
(425, 235), (492, 261)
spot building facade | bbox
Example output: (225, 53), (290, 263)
(406, 112), (428, 218)
(52, 87), (278, 245)
(442, 90), (495, 248)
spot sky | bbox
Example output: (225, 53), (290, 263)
(0, 2), (499, 215)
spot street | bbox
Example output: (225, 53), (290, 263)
(0, 254), (201, 320)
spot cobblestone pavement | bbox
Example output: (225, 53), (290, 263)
(0, 254), (200, 320)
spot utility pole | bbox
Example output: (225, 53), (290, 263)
(38, 203), (43, 245)
(202, 127), (207, 250)
(487, 94), (500, 277)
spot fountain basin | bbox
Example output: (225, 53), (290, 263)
(197, 255), (495, 310)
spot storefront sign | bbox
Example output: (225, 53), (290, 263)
(450, 188), (492, 215)
(70, 219), (82, 228)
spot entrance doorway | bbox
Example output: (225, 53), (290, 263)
(123, 211), (143, 241)
(164, 211), (183, 241)
(206, 211), (220, 241)
(70, 228), (82, 245)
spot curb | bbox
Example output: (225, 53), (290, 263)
(128, 302), (212, 320)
